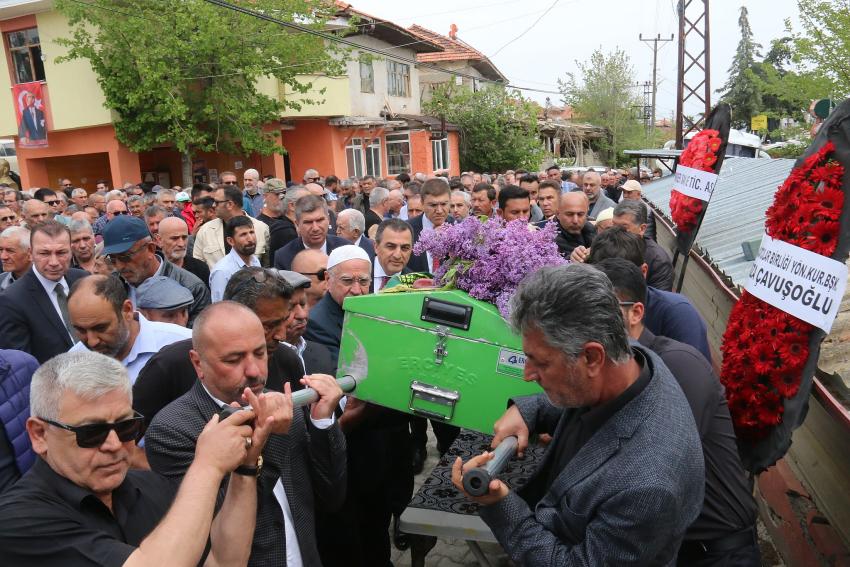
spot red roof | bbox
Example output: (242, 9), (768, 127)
(408, 24), (506, 82)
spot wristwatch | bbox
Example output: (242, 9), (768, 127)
(234, 455), (263, 477)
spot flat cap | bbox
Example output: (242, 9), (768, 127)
(135, 276), (194, 310)
(270, 269), (311, 289)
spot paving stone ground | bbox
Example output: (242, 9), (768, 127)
(389, 430), (785, 567)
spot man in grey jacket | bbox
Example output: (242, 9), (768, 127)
(102, 215), (210, 326)
(452, 263), (704, 566)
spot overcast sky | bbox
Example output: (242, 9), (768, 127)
(353, 0), (803, 120)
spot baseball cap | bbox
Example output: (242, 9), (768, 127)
(621, 180), (642, 193)
(136, 276), (194, 310)
(175, 191), (190, 202)
(264, 178), (286, 193)
(102, 215), (151, 255)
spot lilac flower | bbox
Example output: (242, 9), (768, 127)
(414, 216), (566, 318)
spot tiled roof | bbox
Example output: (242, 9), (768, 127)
(409, 25), (484, 62)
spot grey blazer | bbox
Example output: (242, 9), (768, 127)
(479, 346), (705, 566)
(145, 381), (347, 567)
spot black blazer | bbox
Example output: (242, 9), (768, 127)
(146, 381), (347, 567)
(405, 214), (454, 274)
(0, 267), (88, 363)
(273, 234), (351, 270)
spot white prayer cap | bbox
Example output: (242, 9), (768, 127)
(327, 245), (371, 270)
(595, 207), (615, 223)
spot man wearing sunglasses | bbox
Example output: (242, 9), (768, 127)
(291, 248), (328, 308)
(102, 215), (210, 327)
(0, 204), (18, 231)
(0, 350), (265, 566)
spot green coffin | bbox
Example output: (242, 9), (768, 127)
(337, 289), (542, 434)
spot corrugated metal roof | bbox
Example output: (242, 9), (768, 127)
(641, 157), (795, 286)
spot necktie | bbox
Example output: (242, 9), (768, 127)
(54, 284), (77, 343)
(380, 275), (390, 290)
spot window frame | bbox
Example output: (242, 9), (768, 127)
(359, 55), (374, 94)
(385, 132), (411, 175)
(5, 27), (45, 85)
(387, 60), (410, 98)
(432, 137), (450, 171)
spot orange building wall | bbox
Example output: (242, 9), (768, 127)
(15, 124), (140, 191)
(282, 119), (348, 181)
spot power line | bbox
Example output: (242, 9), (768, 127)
(488, 0), (561, 58)
(200, 0), (561, 95)
(65, 0), (560, 94)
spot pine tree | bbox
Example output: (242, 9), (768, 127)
(718, 6), (764, 129)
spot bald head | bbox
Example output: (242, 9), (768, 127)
(191, 301), (261, 353)
(305, 183), (325, 197)
(292, 248), (328, 307)
(558, 192), (589, 235)
(158, 215), (188, 235)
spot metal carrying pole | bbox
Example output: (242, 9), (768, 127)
(462, 436), (519, 496)
(289, 375), (362, 407)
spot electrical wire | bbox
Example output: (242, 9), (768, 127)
(488, 0), (561, 58)
(200, 0), (561, 94)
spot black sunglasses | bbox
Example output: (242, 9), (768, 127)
(40, 412), (145, 448)
(300, 268), (327, 281)
(111, 210), (129, 216)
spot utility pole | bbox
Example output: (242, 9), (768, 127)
(639, 33), (674, 137)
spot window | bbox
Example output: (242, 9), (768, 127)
(346, 138), (364, 178)
(365, 138), (381, 177)
(359, 55), (374, 93)
(432, 137), (449, 171)
(386, 133), (411, 175)
(6, 28), (45, 84)
(387, 60), (410, 97)
(346, 137), (382, 178)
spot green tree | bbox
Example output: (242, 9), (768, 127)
(718, 6), (763, 129)
(790, 0), (850, 98)
(558, 48), (645, 167)
(55, 0), (344, 185)
(423, 85), (543, 172)
(753, 37), (833, 124)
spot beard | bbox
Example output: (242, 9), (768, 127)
(238, 243), (256, 257)
(167, 248), (186, 262)
(96, 319), (131, 358)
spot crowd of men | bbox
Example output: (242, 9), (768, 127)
(0, 164), (759, 566)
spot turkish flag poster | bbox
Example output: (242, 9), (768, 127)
(13, 81), (48, 148)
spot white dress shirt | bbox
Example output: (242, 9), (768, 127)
(70, 312), (192, 384)
(32, 267), (74, 341)
(209, 248), (261, 302)
(420, 213), (436, 272)
(201, 384), (334, 567)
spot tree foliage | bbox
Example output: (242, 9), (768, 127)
(718, 6), (763, 128)
(558, 48), (645, 167)
(55, 0), (344, 171)
(790, 0), (850, 98)
(423, 85), (543, 172)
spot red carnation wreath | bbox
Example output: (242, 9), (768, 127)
(670, 129), (723, 232)
(720, 141), (845, 442)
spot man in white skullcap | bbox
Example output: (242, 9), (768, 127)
(304, 245), (371, 366)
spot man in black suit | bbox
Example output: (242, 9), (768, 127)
(373, 219), (412, 291)
(274, 195), (350, 270)
(406, 178), (454, 274)
(0, 221), (87, 362)
(18, 92), (46, 141)
(145, 301), (347, 567)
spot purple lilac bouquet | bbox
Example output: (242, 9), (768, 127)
(414, 216), (567, 317)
